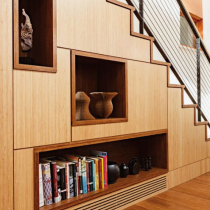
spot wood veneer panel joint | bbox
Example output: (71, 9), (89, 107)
(34, 129), (168, 153)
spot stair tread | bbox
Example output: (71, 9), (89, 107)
(182, 104), (198, 108)
(168, 84), (185, 88)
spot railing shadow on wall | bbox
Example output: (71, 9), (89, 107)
(125, 0), (210, 133)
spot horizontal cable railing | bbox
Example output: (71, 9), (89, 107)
(126, 0), (210, 126)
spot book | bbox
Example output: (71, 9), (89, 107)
(88, 159), (93, 191)
(51, 162), (60, 203)
(41, 162), (53, 205)
(39, 164), (44, 207)
(55, 160), (71, 199)
(69, 164), (74, 198)
(72, 163), (77, 197)
(87, 159), (95, 191)
(90, 150), (108, 188)
(56, 166), (62, 203)
(86, 161), (90, 192)
(97, 157), (104, 189)
(62, 154), (80, 196)
(60, 167), (66, 200)
(88, 157), (99, 191)
(80, 156), (87, 194)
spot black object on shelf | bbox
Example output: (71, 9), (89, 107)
(120, 162), (129, 178)
(140, 157), (145, 168)
(108, 161), (120, 184)
(129, 157), (140, 175)
(145, 159), (150, 171)
(148, 155), (152, 169)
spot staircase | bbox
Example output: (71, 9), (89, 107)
(107, 0), (210, 142)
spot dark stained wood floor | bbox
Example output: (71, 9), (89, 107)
(125, 172), (210, 210)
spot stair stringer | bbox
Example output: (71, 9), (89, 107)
(106, 0), (209, 142)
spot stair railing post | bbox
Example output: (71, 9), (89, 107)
(196, 37), (201, 121)
(139, 0), (144, 34)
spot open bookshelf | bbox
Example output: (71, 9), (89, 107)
(14, 0), (57, 72)
(35, 131), (168, 210)
(71, 50), (128, 126)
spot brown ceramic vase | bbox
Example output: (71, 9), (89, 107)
(76, 91), (95, 120)
(90, 92), (118, 118)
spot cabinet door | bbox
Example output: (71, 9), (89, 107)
(14, 48), (71, 149)
(15, 149), (34, 210)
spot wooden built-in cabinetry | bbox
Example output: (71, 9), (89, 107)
(33, 132), (168, 210)
(71, 50), (128, 126)
(14, 0), (57, 72)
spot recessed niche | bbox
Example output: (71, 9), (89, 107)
(14, 0), (57, 72)
(37, 133), (168, 210)
(71, 50), (128, 126)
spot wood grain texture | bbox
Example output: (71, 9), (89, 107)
(14, 48), (71, 149)
(72, 61), (168, 141)
(71, 50), (128, 126)
(34, 129), (168, 153)
(14, 0), (57, 72)
(168, 88), (207, 171)
(14, 148), (34, 210)
(168, 158), (209, 189)
(127, 172), (210, 210)
(57, 0), (151, 62)
(0, 0), (13, 209)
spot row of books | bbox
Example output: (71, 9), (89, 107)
(39, 150), (108, 207)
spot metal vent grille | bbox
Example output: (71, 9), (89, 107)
(72, 175), (167, 210)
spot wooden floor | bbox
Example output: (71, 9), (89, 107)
(125, 172), (210, 210)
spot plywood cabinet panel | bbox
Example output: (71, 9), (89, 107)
(168, 88), (207, 171)
(168, 158), (208, 189)
(0, 0), (13, 209)
(14, 149), (34, 210)
(57, 0), (150, 62)
(14, 48), (71, 149)
(72, 61), (168, 141)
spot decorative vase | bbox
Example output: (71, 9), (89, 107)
(120, 162), (129, 178)
(90, 92), (118, 118)
(75, 91), (95, 121)
(108, 161), (120, 184)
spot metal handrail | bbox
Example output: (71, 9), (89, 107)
(126, 0), (210, 127)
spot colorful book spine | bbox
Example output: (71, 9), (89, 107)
(41, 163), (53, 205)
(98, 158), (102, 189)
(78, 158), (83, 194)
(86, 161), (90, 192)
(81, 157), (87, 194)
(60, 167), (66, 200)
(72, 163), (77, 197)
(89, 160), (93, 191)
(95, 159), (99, 190)
(88, 157), (99, 191)
(39, 164), (44, 207)
(89, 150), (108, 188)
(51, 162), (60, 203)
(64, 155), (81, 195)
(101, 158), (104, 189)
(100, 156), (107, 188)
(65, 163), (70, 199)
(56, 166), (62, 203)
(69, 164), (74, 198)
(93, 162), (96, 191)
